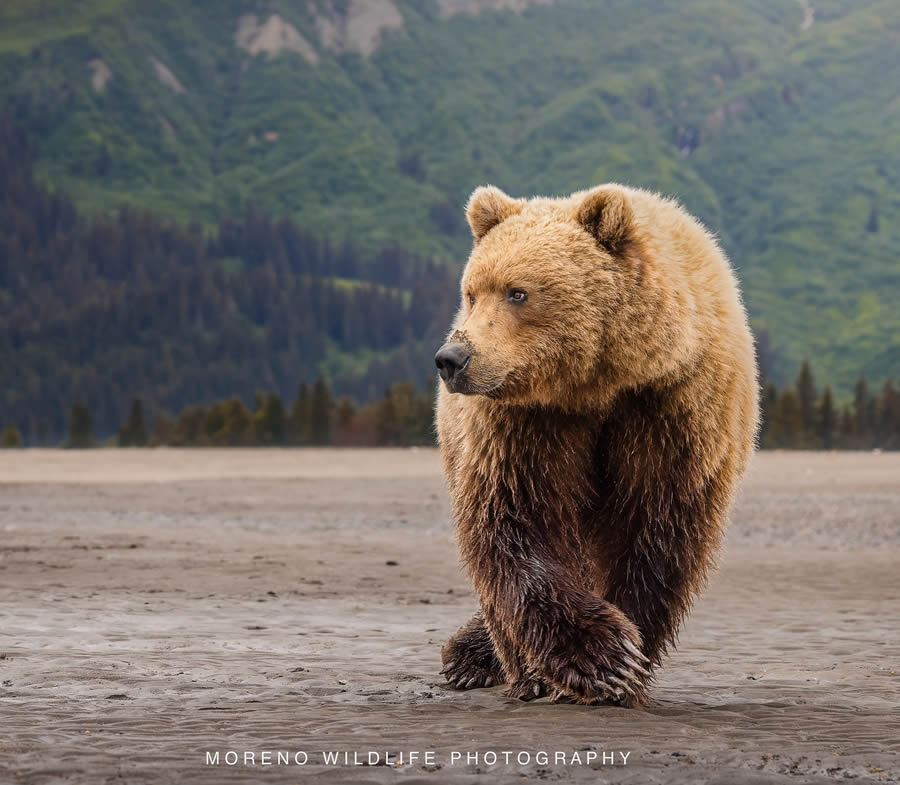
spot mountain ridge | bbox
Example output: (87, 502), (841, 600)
(1, 0), (898, 393)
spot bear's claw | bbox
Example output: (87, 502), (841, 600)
(549, 688), (578, 704)
(624, 640), (650, 664)
(504, 676), (549, 701)
(442, 663), (498, 690)
(440, 646), (503, 691)
(441, 615), (506, 691)
(623, 656), (651, 677)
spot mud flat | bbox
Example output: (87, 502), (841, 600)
(1, 449), (898, 783)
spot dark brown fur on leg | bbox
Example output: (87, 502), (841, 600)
(448, 412), (651, 706)
(590, 390), (734, 688)
(479, 602), (550, 701)
(601, 484), (725, 676)
(469, 520), (650, 706)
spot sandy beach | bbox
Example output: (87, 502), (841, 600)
(1, 449), (898, 783)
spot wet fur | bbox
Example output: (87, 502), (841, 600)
(437, 184), (758, 706)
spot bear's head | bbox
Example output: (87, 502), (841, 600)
(435, 184), (642, 409)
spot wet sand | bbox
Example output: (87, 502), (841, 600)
(1, 449), (898, 783)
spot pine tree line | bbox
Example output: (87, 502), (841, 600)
(19, 377), (437, 449)
(4, 360), (898, 451)
(759, 361), (900, 450)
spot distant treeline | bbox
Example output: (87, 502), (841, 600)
(0, 111), (456, 441)
(3, 360), (899, 450)
(759, 361), (900, 450)
(1, 377), (435, 448)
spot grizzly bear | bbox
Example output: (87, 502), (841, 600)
(434, 183), (758, 706)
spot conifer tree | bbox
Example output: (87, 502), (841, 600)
(759, 381), (778, 448)
(374, 386), (398, 446)
(254, 392), (287, 444)
(796, 360), (817, 434)
(818, 385), (836, 449)
(838, 406), (855, 448)
(334, 397), (357, 445)
(772, 389), (802, 448)
(68, 402), (94, 448)
(221, 398), (252, 445)
(118, 397), (147, 446)
(877, 379), (900, 449)
(290, 383), (311, 444)
(310, 377), (333, 445)
(1, 426), (23, 448)
(853, 377), (871, 444)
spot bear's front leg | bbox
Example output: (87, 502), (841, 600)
(472, 543), (651, 707)
(441, 612), (504, 689)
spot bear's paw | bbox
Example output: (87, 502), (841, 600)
(441, 618), (505, 690)
(536, 600), (652, 707)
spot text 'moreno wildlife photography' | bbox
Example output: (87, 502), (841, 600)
(202, 748), (633, 768)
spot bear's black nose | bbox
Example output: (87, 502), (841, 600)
(435, 342), (471, 382)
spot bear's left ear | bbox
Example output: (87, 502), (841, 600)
(466, 185), (526, 241)
(575, 186), (634, 254)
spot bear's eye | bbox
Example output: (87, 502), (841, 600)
(467, 293), (475, 307)
(507, 288), (528, 304)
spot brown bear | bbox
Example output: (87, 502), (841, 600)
(434, 183), (758, 706)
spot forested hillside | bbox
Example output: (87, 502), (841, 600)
(1, 0), (899, 435)
(0, 113), (456, 438)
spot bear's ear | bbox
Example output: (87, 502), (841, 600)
(466, 185), (525, 241)
(575, 186), (634, 254)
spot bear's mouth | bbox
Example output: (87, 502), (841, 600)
(443, 374), (504, 398)
(442, 372), (472, 395)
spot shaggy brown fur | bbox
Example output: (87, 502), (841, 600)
(435, 184), (758, 706)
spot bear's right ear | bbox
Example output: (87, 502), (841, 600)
(575, 186), (634, 254)
(466, 186), (525, 241)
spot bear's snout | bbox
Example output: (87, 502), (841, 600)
(435, 342), (471, 389)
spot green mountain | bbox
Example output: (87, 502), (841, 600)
(1, 0), (899, 393)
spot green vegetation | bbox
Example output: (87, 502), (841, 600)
(0, 111), (455, 440)
(0, 0), (898, 404)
